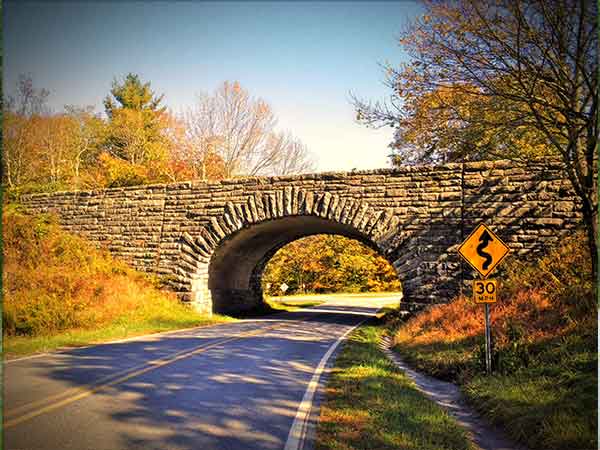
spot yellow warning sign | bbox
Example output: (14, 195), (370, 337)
(473, 279), (497, 303)
(458, 224), (510, 278)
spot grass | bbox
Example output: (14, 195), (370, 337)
(2, 206), (236, 359)
(4, 314), (234, 358)
(315, 318), (476, 450)
(393, 230), (597, 450)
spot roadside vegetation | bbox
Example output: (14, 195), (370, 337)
(316, 319), (476, 450)
(393, 230), (597, 450)
(262, 234), (401, 296)
(2, 206), (233, 358)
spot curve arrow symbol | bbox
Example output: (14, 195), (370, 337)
(476, 230), (494, 271)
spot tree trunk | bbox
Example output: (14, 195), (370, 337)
(582, 202), (598, 300)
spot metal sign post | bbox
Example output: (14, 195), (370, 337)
(484, 303), (492, 375)
(472, 278), (497, 375)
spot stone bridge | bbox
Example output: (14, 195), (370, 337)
(21, 160), (581, 314)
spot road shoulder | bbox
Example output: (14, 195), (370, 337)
(380, 335), (527, 450)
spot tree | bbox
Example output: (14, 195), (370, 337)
(256, 131), (317, 176)
(103, 73), (169, 166)
(100, 73), (192, 186)
(356, 83), (552, 165)
(63, 105), (106, 187)
(6, 73), (50, 117)
(104, 73), (165, 118)
(3, 73), (203, 192)
(262, 235), (401, 295)
(4, 108), (104, 191)
(34, 114), (76, 186)
(164, 112), (227, 181)
(106, 108), (168, 166)
(353, 0), (598, 283)
(3, 75), (51, 188)
(3, 111), (37, 188)
(184, 81), (315, 178)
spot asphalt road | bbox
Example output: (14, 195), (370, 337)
(4, 297), (397, 450)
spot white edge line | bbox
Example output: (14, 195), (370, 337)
(283, 314), (373, 450)
(4, 321), (248, 364)
(4, 305), (333, 364)
(4, 315), (317, 364)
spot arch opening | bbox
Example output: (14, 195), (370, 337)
(261, 234), (401, 298)
(206, 215), (399, 314)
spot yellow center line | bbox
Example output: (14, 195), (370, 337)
(7, 319), (310, 419)
(4, 320), (295, 429)
(6, 333), (244, 419)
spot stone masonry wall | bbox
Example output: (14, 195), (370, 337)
(20, 160), (582, 314)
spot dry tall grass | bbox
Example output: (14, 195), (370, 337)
(3, 206), (199, 337)
(395, 230), (595, 375)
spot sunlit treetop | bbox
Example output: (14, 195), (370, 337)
(104, 73), (166, 118)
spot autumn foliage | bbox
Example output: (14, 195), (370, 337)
(2, 207), (190, 336)
(395, 229), (595, 376)
(262, 235), (401, 296)
(2, 74), (314, 197)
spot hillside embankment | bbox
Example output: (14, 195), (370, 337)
(393, 230), (597, 450)
(2, 206), (231, 357)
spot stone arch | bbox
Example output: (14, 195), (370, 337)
(173, 188), (401, 314)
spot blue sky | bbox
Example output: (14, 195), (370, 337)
(4, 1), (423, 172)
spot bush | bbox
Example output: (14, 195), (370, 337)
(2, 207), (187, 336)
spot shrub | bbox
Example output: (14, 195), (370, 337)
(2, 208), (187, 336)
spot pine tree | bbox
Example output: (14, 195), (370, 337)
(103, 73), (165, 118)
(102, 73), (169, 166)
